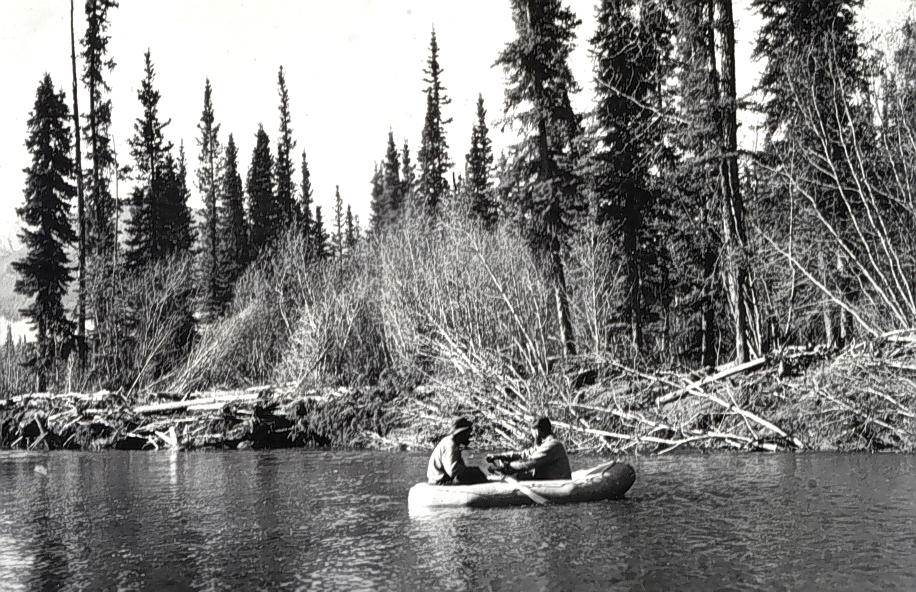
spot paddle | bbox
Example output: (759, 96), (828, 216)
(501, 474), (549, 506)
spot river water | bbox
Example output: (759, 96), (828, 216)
(1, 450), (914, 591)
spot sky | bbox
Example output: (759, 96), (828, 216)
(0, 0), (911, 245)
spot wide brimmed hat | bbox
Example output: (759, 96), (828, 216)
(450, 416), (474, 435)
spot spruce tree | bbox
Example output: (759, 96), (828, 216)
(333, 185), (344, 256)
(369, 163), (385, 233)
(299, 149), (314, 238)
(313, 205), (330, 259)
(125, 50), (172, 269)
(382, 131), (403, 223)
(196, 78), (222, 317)
(81, 0), (119, 258)
(275, 66), (298, 226)
(80, 0), (119, 349)
(345, 204), (358, 251)
(589, 0), (672, 352)
(668, 1), (722, 366)
(401, 139), (416, 205)
(416, 28), (453, 215)
(496, 0), (583, 357)
(465, 94), (496, 228)
(13, 75), (77, 385)
(168, 141), (195, 253)
(247, 124), (276, 257)
(69, 0), (87, 357)
(218, 134), (248, 307)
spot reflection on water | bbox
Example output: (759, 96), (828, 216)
(1, 450), (915, 591)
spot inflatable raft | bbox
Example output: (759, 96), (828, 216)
(408, 461), (636, 509)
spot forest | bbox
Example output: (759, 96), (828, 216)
(3, 0), (916, 453)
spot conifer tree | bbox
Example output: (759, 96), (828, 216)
(247, 124), (276, 257)
(70, 0), (87, 356)
(416, 28), (453, 214)
(299, 149), (314, 238)
(589, 0), (672, 352)
(125, 50), (172, 269)
(496, 0), (583, 357)
(218, 134), (248, 306)
(81, 0), (119, 258)
(345, 204), (358, 251)
(669, 1), (722, 366)
(167, 142), (195, 254)
(333, 185), (344, 256)
(13, 75), (77, 385)
(401, 139), (416, 204)
(382, 131), (403, 222)
(80, 0), (119, 348)
(275, 66), (298, 226)
(369, 163), (385, 232)
(313, 205), (330, 259)
(465, 94), (496, 228)
(370, 133), (403, 232)
(196, 79), (222, 317)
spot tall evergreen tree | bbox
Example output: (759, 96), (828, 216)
(196, 78), (222, 317)
(299, 149), (314, 238)
(496, 0), (583, 357)
(275, 66), (298, 226)
(313, 205), (330, 260)
(370, 133), (403, 232)
(382, 131), (403, 221)
(333, 185), (344, 256)
(465, 93), (496, 227)
(167, 141), (195, 253)
(247, 124), (276, 257)
(401, 139), (416, 207)
(715, 0), (754, 362)
(125, 50), (172, 269)
(13, 75), (77, 385)
(416, 28), (453, 214)
(345, 204), (358, 251)
(589, 0), (672, 352)
(369, 163), (385, 232)
(69, 0), (87, 357)
(80, 0), (119, 351)
(218, 134), (248, 307)
(81, 0), (119, 258)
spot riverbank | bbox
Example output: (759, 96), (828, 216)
(2, 341), (915, 453)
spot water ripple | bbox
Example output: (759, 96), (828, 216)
(1, 450), (915, 590)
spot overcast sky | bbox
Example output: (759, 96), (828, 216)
(0, 0), (910, 244)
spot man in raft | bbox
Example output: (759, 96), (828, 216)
(487, 416), (572, 480)
(427, 416), (488, 485)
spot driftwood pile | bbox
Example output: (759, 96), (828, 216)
(0, 384), (372, 451)
(394, 336), (916, 454)
(3, 333), (916, 453)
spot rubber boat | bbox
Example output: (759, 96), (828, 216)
(407, 461), (636, 509)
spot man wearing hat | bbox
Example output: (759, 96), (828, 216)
(487, 416), (571, 480)
(427, 416), (488, 485)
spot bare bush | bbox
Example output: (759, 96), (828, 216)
(755, 39), (916, 340)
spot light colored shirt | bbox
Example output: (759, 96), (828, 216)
(507, 435), (571, 480)
(427, 436), (466, 485)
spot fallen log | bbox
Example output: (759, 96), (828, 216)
(655, 357), (767, 406)
(133, 393), (259, 414)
